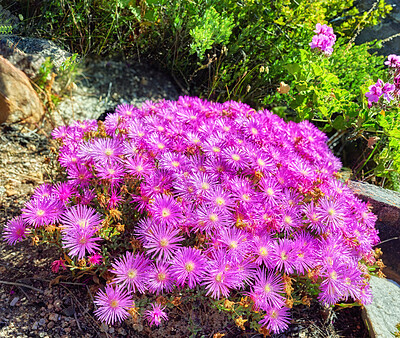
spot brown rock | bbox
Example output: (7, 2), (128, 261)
(0, 56), (44, 126)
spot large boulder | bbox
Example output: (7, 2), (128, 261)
(0, 56), (44, 126)
(0, 36), (72, 79)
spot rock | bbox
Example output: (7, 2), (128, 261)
(62, 305), (75, 317)
(0, 36), (72, 79)
(0, 56), (44, 126)
(10, 297), (19, 306)
(363, 276), (400, 337)
(108, 327), (114, 334)
(38, 318), (46, 326)
(48, 313), (58, 321)
(32, 321), (39, 330)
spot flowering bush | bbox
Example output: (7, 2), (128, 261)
(3, 96), (381, 334)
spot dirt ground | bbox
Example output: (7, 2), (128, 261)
(0, 119), (370, 338)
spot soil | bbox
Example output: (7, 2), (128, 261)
(0, 115), (371, 338)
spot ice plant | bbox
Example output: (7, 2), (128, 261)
(2, 96), (381, 334)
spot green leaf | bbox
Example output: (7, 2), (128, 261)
(285, 63), (301, 77)
(299, 49), (308, 62)
(272, 106), (287, 117)
(296, 82), (308, 92)
(289, 95), (305, 109)
(311, 63), (323, 76)
(324, 73), (339, 85)
(332, 115), (345, 130)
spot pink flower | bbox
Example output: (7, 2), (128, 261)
(88, 253), (103, 266)
(94, 285), (133, 325)
(111, 252), (151, 293)
(144, 303), (168, 327)
(384, 54), (400, 68)
(51, 259), (66, 273)
(3, 216), (28, 245)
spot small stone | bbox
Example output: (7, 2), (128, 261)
(100, 323), (108, 332)
(117, 328), (127, 335)
(108, 327), (114, 334)
(32, 322), (39, 330)
(10, 297), (19, 306)
(48, 313), (58, 321)
(64, 328), (71, 333)
(62, 305), (74, 317)
(47, 321), (55, 329)
(39, 318), (46, 326)
(39, 332), (45, 338)
(5, 189), (17, 197)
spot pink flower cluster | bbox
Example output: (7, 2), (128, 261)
(309, 23), (336, 55)
(365, 79), (395, 107)
(365, 54), (400, 107)
(3, 97), (380, 334)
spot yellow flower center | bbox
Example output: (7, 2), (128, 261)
(104, 148), (114, 156)
(108, 168), (115, 175)
(110, 299), (119, 308)
(209, 213), (218, 222)
(201, 182), (210, 190)
(36, 209), (45, 216)
(229, 241), (238, 249)
(71, 157), (77, 163)
(284, 216), (292, 225)
(160, 238), (169, 247)
(328, 208), (336, 216)
(128, 269), (137, 279)
(251, 127), (258, 135)
(215, 272), (223, 282)
(136, 165), (143, 172)
(281, 251), (288, 261)
(242, 194), (250, 201)
(157, 126), (164, 132)
(270, 310), (278, 319)
(171, 161), (180, 167)
(216, 197), (225, 206)
(79, 237), (88, 244)
(78, 219), (88, 228)
(157, 272), (166, 281)
(162, 208), (171, 218)
(232, 154), (240, 162)
(264, 284), (271, 293)
(257, 158), (265, 167)
(259, 247), (268, 256)
(212, 146), (221, 153)
(157, 143), (165, 150)
(185, 262), (195, 272)
(266, 188), (274, 196)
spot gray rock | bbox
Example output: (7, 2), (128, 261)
(356, 0), (400, 56)
(9, 296), (19, 307)
(0, 36), (72, 79)
(32, 321), (38, 330)
(363, 276), (400, 337)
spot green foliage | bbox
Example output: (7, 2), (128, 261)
(189, 6), (234, 59)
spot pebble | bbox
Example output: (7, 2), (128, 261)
(117, 328), (127, 335)
(109, 327), (114, 334)
(47, 321), (55, 329)
(10, 296), (19, 306)
(32, 321), (39, 330)
(48, 313), (58, 321)
(39, 318), (46, 326)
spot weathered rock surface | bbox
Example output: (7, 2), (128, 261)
(349, 180), (400, 283)
(0, 36), (72, 79)
(0, 56), (44, 126)
(362, 276), (400, 338)
(356, 0), (400, 56)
